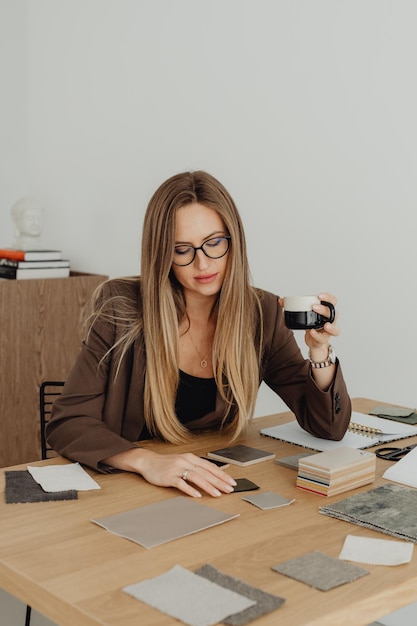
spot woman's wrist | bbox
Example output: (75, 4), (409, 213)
(308, 344), (330, 364)
(308, 345), (337, 369)
(103, 446), (153, 474)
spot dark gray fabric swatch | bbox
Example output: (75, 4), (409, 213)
(195, 564), (285, 625)
(272, 551), (368, 591)
(274, 452), (315, 470)
(319, 484), (417, 543)
(5, 470), (77, 503)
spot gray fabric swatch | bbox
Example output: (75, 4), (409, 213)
(272, 550), (369, 591)
(5, 470), (77, 503)
(275, 452), (315, 470)
(123, 564), (255, 626)
(369, 406), (417, 423)
(319, 484), (417, 543)
(92, 496), (239, 548)
(195, 564), (285, 625)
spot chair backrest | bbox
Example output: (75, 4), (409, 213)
(39, 381), (65, 460)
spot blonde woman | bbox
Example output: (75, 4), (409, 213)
(47, 171), (351, 497)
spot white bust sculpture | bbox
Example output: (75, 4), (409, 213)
(11, 197), (45, 250)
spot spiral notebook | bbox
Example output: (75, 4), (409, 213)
(260, 411), (417, 452)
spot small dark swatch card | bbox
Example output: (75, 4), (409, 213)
(233, 478), (260, 492)
(207, 445), (275, 466)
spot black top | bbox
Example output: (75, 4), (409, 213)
(175, 370), (217, 423)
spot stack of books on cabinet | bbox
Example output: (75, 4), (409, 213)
(0, 248), (70, 279)
(296, 447), (376, 497)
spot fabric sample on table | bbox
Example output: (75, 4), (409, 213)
(27, 462), (100, 492)
(123, 564), (256, 626)
(339, 534), (413, 566)
(272, 550), (369, 591)
(194, 563), (285, 625)
(241, 491), (294, 510)
(92, 496), (239, 548)
(275, 452), (315, 470)
(319, 484), (417, 543)
(5, 470), (77, 503)
(369, 406), (417, 423)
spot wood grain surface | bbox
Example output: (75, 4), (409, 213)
(1, 398), (417, 626)
(0, 272), (107, 466)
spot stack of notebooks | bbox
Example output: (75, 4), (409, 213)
(0, 249), (70, 279)
(296, 447), (376, 497)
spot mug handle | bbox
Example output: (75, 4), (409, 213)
(320, 300), (335, 324)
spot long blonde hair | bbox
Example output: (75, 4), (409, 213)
(92, 171), (262, 442)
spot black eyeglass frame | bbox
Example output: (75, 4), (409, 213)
(172, 235), (231, 266)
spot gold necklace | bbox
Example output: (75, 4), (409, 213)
(188, 331), (213, 368)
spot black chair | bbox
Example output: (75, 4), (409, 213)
(39, 381), (65, 460)
(25, 380), (65, 626)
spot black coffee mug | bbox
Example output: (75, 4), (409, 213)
(283, 295), (335, 330)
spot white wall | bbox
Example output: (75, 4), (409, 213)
(1, 0), (416, 415)
(0, 0), (28, 222)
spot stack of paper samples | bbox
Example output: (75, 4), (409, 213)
(296, 447), (376, 497)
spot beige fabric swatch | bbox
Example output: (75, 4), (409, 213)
(92, 496), (239, 548)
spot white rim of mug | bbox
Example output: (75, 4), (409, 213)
(283, 296), (320, 312)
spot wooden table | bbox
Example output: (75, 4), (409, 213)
(1, 398), (417, 626)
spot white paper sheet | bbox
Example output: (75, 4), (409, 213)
(27, 462), (101, 492)
(382, 445), (417, 488)
(339, 534), (413, 566)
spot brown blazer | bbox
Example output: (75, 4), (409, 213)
(46, 278), (351, 471)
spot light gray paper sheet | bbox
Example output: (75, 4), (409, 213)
(92, 496), (239, 548)
(123, 564), (255, 626)
(241, 491), (294, 510)
(320, 484), (417, 543)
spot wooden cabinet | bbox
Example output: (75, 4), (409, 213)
(0, 271), (108, 467)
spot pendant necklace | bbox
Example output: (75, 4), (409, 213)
(188, 332), (213, 368)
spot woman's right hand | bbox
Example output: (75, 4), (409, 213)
(103, 447), (237, 498)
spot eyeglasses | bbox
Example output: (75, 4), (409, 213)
(172, 236), (231, 267)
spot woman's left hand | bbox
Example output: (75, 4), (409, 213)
(305, 292), (339, 360)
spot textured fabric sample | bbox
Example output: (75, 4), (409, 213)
(272, 550), (369, 591)
(5, 470), (77, 503)
(339, 535), (413, 566)
(195, 564), (285, 625)
(123, 564), (255, 626)
(320, 484), (417, 543)
(92, 496), (239, 548)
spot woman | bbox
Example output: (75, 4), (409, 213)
(46, 170), (351, 498)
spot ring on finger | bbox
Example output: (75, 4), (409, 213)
(181, 466), (197, 482)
